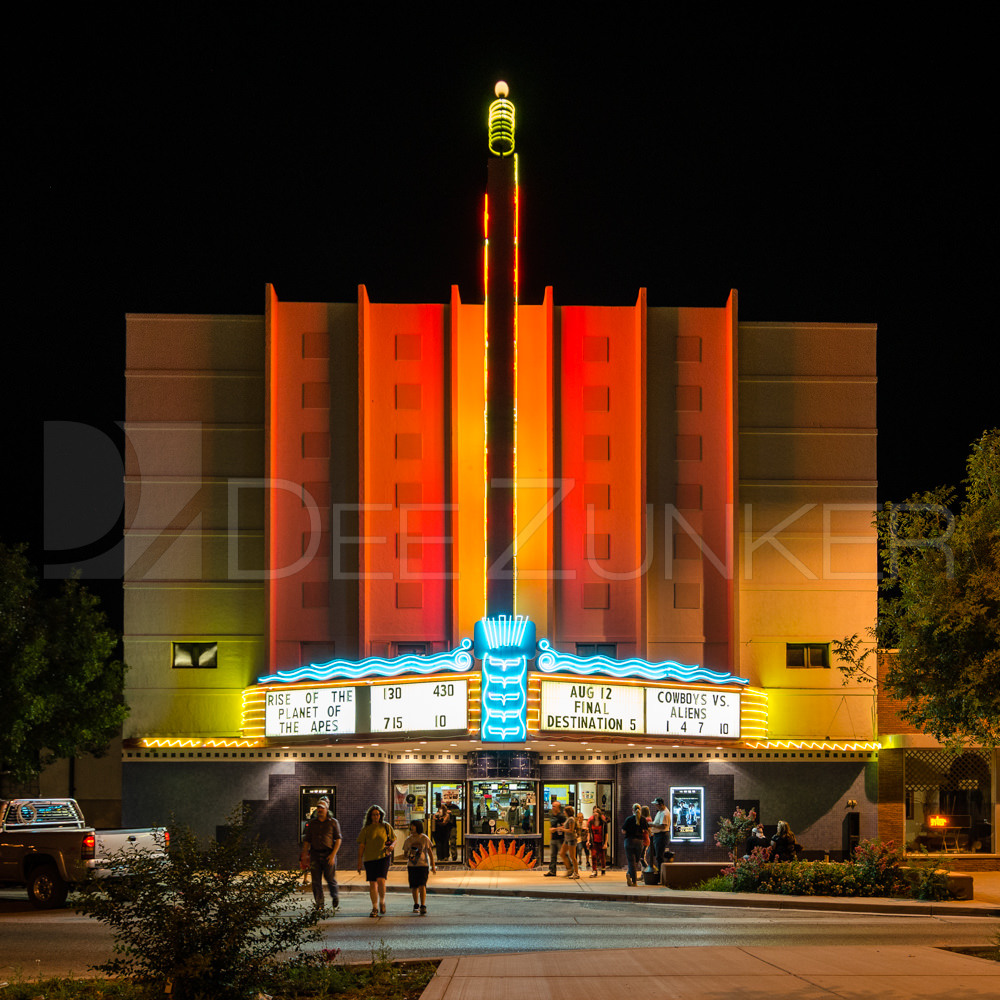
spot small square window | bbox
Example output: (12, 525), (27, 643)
(785, 643), (829, 668)
(576, 643), (616, 658)
(396, 643), (428, 657)
(172, 642), (218, 669)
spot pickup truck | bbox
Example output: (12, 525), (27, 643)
(0, 798), (165, 908)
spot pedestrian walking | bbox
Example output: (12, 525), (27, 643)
(402, 819), (436, 915)
(576, 808), (590, 869)
(559, 806), (581, 878)
(588, 807), (607, 876)
(356, 804), (395, 917)
(301, 798), (341, 910)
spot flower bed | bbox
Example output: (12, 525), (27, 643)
(706, 839), (952, 900)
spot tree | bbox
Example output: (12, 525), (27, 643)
(0, 542), (128, 785)
(75, 807), (320, 1000)
(836, 430), (1000, 748)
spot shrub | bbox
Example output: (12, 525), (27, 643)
(725, 845), (772, 892)
(905, 847), (953, 901)
(714, 807), (757, 861)
(691, 873), (734, 892)
(708, 838), (929, 899)
(74, 806), (320, 1000)
(850, 838), (909, 897)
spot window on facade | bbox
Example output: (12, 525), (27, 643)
(300, 642), (336, 667)
(576, 643), (616, 658)
(904, 749), (994, 854)
(785, 643), (829, 668)
(172, 642), (218, 668)
(396, 643), (427, 657)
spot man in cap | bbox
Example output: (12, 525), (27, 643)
(301, 797), (342, 910)
(650, 797), (670, 873)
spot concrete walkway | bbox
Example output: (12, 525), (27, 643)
(336, 866), (1000, 918)
(2, 863), (991, 997)
(422, 944), (1000, 999)
(336, 867), (1000, 999)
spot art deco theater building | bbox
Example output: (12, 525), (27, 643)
(121, 85), (995, 869)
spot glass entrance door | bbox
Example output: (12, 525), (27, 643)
(542, 781), (614, 865)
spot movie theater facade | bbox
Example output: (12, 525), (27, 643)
(119, 86), (996, 869)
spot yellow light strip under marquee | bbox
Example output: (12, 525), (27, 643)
(744, 740), (881, 752)
(138, 738), (262, 749)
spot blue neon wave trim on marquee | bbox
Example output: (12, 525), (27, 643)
(258, 638), (474, 684)
(534, 639), (748, 685)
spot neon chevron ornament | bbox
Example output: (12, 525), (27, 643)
(258, 638), (474, 684)
(534, 639), (749, 685)
(475, 616), (535, 742)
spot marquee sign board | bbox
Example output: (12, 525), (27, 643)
(539, 681), (741, 738)
(265, 687), (357, 737)
(645, 687), (740, 738)
(540, 681), (644, 734)
(371, 679), (468, 734)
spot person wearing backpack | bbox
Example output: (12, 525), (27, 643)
(356, 804), (396, 917)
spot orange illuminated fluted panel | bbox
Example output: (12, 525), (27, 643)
(453, 293), (487, 638)
(362, 300), (448, 654)
(513, 295), (553, 636)
(556, 301), (644, 656)
(266, 290), (359, 672)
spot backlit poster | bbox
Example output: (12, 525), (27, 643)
(669, 786), (704, 843)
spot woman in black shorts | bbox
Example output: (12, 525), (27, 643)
(356, 804), (395, 916)
(402, 819), (436, 914)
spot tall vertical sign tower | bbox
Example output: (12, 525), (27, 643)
(484, 81), (517, 617)
(480, 82), (533, 742)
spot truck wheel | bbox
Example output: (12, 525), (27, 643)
(28, 864), (69, 909)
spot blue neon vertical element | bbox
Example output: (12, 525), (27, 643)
(475, 616), (535, 743)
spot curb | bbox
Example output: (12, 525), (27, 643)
(338, 879), (1000, 918)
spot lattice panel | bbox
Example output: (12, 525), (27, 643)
(904, 748), (991, 792)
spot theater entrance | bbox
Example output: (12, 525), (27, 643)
(542, 781), (614, 865)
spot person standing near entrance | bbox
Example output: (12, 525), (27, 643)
(432, 804), (452, 863)
(356, 804), (395, 917)
(301, 798), (341, 911)
(649, 797), (669, 871)
(449, 804), (459, 860)
(622, 802), (647, 887)
(544, 799), (565, 876)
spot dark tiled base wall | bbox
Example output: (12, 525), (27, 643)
(123, 757), (877, 868)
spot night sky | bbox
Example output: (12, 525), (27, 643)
(10, 16), (992, 629)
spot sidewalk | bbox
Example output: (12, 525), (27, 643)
(338, 868), (1000, 998)
(337, 866), (1000, 917)
(422, 944), (1000, 999)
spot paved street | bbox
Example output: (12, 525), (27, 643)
(2, 877), (997, 977)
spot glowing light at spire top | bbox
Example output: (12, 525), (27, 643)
(488, 82), (515, 156)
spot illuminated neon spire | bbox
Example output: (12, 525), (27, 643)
(484, 81), (518, 619)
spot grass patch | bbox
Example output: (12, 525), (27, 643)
(690, 874), (733, 892)
(0, 948), (439, 1000)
